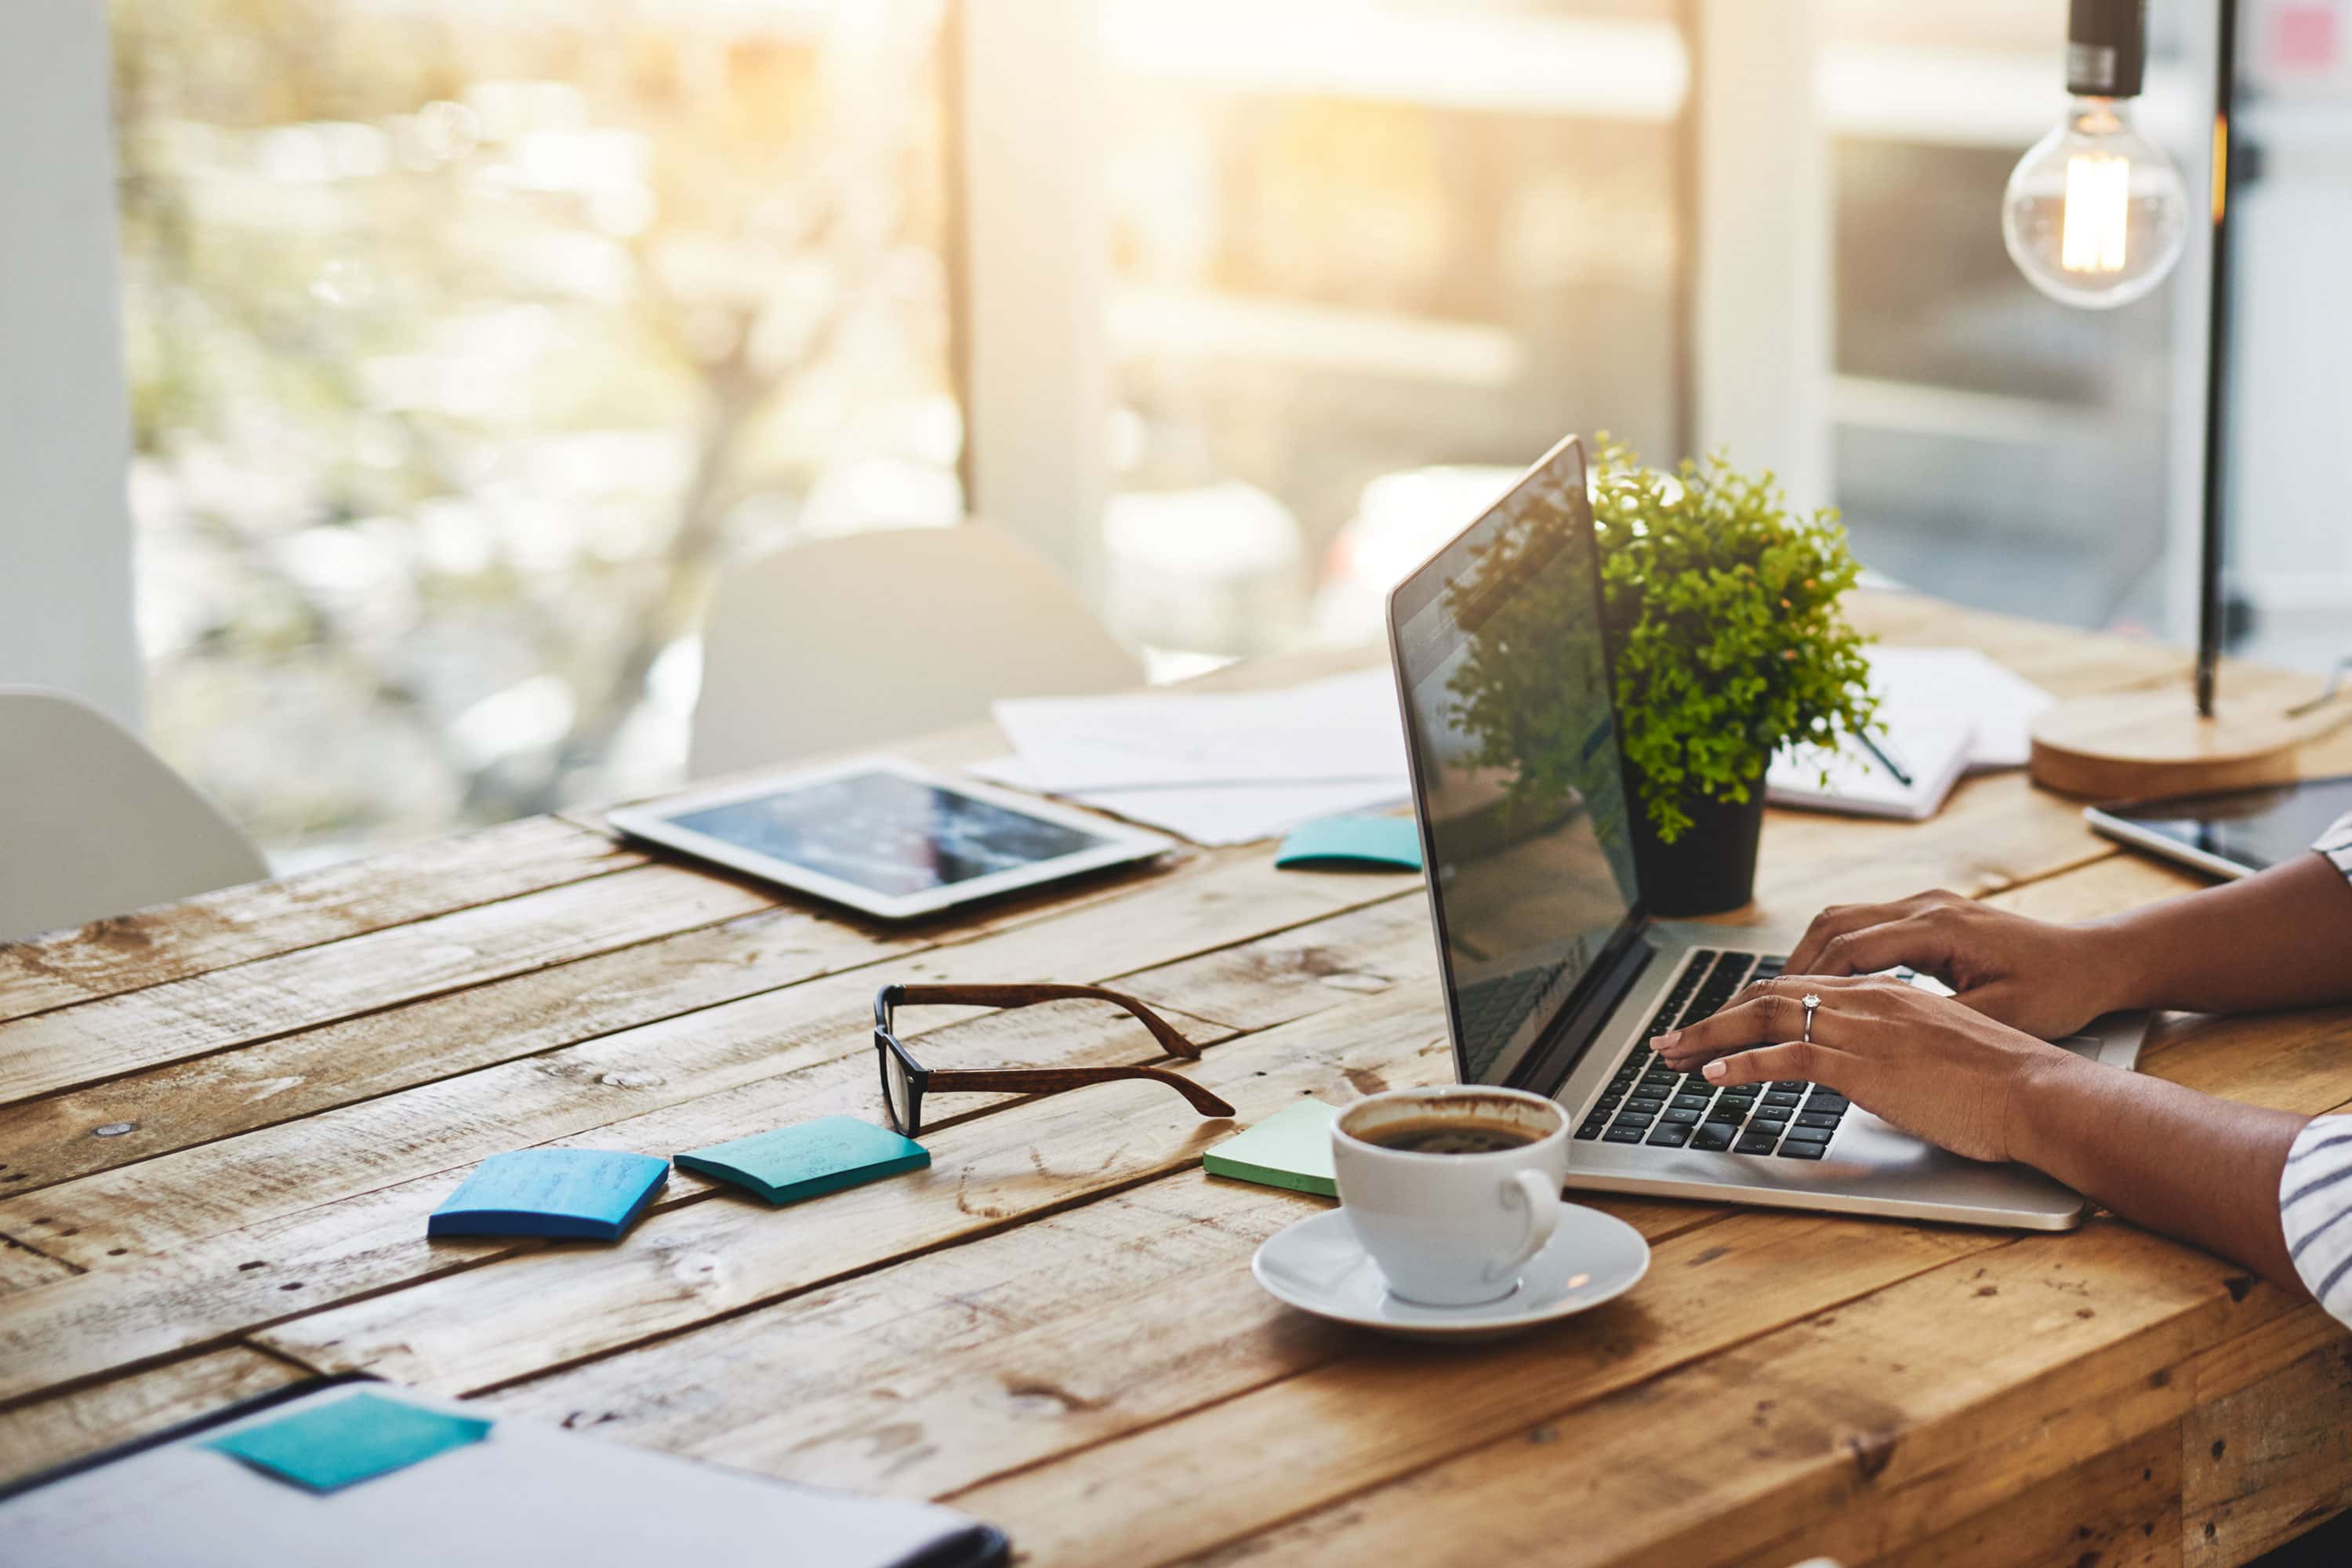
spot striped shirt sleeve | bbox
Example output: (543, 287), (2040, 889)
(2281, 816), (2352, 1325)
(2283, 1115), (2352, 1328)
(2320, 808), (2352, 882)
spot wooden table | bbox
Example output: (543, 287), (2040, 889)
(4, 592), (2350, 1567)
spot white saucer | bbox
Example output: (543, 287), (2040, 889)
(1250, 1204), (1650, 1341)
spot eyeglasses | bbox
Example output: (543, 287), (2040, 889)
(872, 982), (1238, 1138)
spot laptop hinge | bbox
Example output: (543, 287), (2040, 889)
(1503, 934), (1656, 1098)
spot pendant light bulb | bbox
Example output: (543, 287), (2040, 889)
(2002, 0), (2191, 310)
(2003, 97), (2190, 310)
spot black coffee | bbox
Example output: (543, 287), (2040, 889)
(1363, 1119), (1538, 1156)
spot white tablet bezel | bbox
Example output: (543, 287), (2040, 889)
(606, 755), (1174, 920)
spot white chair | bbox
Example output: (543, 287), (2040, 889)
(0, 688), (267, 941)
(689, 523), (1145, 778)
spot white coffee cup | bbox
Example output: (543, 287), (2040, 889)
(1330, 1086), (1570, 1308)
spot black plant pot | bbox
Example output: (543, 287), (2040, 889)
(1629, 782), (1766, 918)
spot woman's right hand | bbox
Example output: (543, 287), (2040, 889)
(1783, 888), (2139, 1040)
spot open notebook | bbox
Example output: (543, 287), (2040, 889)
(0, 1377), (1007, 1568)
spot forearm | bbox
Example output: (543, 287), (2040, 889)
(2082, 851), (2352, 1016)
(2013, 1051), (2308, 1291)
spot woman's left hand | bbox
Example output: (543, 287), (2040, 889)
(1653, 975), (2086, 1163)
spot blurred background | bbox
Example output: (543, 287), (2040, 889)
(87, 0), (2352, 866)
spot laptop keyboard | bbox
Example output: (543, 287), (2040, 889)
(1572, 949), (1853, 1160)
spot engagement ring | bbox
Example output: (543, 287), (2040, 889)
(1801, 993), (1821, 1043)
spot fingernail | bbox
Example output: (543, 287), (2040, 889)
(1702, 1060), (1727, 1082)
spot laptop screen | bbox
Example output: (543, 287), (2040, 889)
(1388, 436), (1644, 1090)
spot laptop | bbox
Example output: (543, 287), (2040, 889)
(1385, 434), (2149, 1230)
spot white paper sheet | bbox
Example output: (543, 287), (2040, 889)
(2, 1382), (997, 1568)
(1867, 647), (2055, 771)
(990, 667), (1410, 793)
(967, 755), (1406, 847)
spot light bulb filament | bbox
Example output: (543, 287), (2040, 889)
(2061, 151), (2131, 274)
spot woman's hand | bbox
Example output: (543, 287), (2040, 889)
(1782, 888), (2139, 1040)
(1653, 975), (2088, 1163)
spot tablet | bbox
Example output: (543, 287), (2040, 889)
(2084, 772), (2352, 880)
(607, 757), (1172, 920)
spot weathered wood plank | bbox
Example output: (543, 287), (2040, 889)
(0, 902), (923, 1196)
(2182, 1339), (2352, 1566)
(0, 815), (643, 1024)
(0, 1347), (307, 1487)
(0, 1236), (71, 1292)
(0, 870), (1428, 1403)
(0, 853), (1393, 1265)
(245, 995), (1452, 1395)
(1855, 1424), (2181, 1568)
(1122, 1223), (2274, 1568)
(506, 1207), (1975, 1508)
(473, 1160), (1713, 1488)
(0, 863), (782, 1103)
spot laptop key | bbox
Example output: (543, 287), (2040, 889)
(1614, 1111), (1657, 1131)
(1748, 1118), (1788, 1140)
(1704, 1103), (1748, 1125)
(1776, 1139), (1829, 1160)
(1761, 1092), (1803, 1112)
(1806, 1092), (1850, 1112)
(1624, 1098), (1666, 1118)
(1661, 1106), (1703, 1125)
(1688, 1123), (1736, 1152)
(1735, 1131), (1780, 1155)
(1794, 1110), (1843, 1131)
(1603, 1126), (1646, 1144)
(1646, 1123), (1693, 1148)
(1773, 1080), (1809, 1092)
(1576, 1117), (1609, 1139)
(1670, 1092), (1714, 1112)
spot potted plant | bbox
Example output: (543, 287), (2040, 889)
(1590, 435), (1877, 915)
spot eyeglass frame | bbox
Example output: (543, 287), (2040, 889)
(872, 982), (1238, 1138)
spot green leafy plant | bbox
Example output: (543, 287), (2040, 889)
(1591, 434), (1877, 842)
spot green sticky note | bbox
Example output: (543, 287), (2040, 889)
(205, 1392), (491, 1494)
(676, 1116), (931, 1206)
(1203, 1098), (1340, 1198)
(1273, 815), (1422, 873)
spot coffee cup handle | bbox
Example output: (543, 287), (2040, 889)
(1500, 1169), (1563, 1273)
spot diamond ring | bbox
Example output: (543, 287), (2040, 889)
(1801, 993), (1822, 1043)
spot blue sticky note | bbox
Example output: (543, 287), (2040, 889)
(427, 1149), (668, 1241)
(1274, 815), (1422, 873)
(676, 1116), (930, 1207)
(205, 1392), (491, 1493)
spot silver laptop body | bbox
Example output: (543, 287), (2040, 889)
(1385, 434), (2147, 1232)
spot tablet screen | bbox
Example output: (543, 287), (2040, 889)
(666, 770), (1112, 898)
(2102, 774), (2352, 875)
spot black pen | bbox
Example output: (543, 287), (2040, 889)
(1857, 731), (1914, 788)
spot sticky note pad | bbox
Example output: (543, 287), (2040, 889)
(1274, 815), (1421, 873)
(676, 1116), (929, 1207)
(1203, 1098), (1340, 1197)
(205, 1392), (491, 1494)
(427, 1149), (668, 1241)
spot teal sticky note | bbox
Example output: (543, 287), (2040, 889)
(1203, 1098), (1340, 1198)
(427, 1149), (668, 1241)
(205, 1392), (491, 1493)
(676, 1116), (930, 1206)
(1273, 815), (1422, 873)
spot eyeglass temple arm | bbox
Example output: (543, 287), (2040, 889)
(888, 983), (1207, 1058)
(920, 1065), (1236, 1119)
